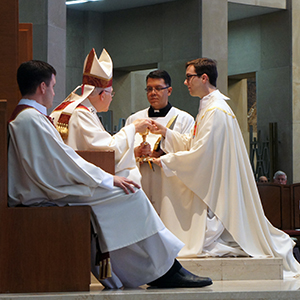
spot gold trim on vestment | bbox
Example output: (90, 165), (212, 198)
(153, 114), (178, 151)
(56, 112), (72, 140)
(200, 107), (236, 121)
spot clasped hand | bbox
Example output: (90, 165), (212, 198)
(132, 118), (166, 137)
(133, 119), (166, 168)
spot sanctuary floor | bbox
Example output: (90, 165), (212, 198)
(0, 278), (300, 300)
(1, 257), (300, 300)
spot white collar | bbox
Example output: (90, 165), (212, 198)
(198, 90), (229, 113)
(18, 99), (48, 115)
(81, 98), (97, 114)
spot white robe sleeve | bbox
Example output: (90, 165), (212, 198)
(160, 107), (240, 207)
(8, 109), (113, 205)
(68, 108), (137, 174)
(161, 128), (192, 153)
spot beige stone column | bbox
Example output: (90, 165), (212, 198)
(292, 0), (300, 182)
(201, 0), (228, 94)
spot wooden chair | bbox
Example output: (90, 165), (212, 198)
(257, 183), (284, 229)
(76, 150), (114, 175)
(257, 182), (295, 230)
(290, 183), (300, 229)
(0, 100), (115, 293)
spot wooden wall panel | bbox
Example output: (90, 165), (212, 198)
(0, 0), (19, 119)
(0, 206), (91, 293)
(0, 101), (7, 210)
(292, 184), (300, 229)
(257, 183), (282, 229)
(19, 23), (33, 64)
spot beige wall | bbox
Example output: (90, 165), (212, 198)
(228, 79), (249, 152)
(202, 0), (228, 95)
(113, 69), (156, 122)
(19, 0), (66, 112)
(292, 0), (300, 182)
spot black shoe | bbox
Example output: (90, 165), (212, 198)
(148, 259), (212, 288)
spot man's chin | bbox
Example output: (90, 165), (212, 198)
(149, 102), (160, 109)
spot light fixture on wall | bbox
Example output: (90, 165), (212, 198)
(66, 0), (103, 5)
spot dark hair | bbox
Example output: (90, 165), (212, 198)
(17, 60), (56, 96)
(186, 58), (218, 87)
(146, 70), (171, 86)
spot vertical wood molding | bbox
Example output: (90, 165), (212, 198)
(0, 0), (19, 119)
(19, 23), (33, 65)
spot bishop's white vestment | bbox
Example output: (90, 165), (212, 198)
(125, 106), (194, 211)
(8, 99), (184, 288)
(50, 98), (142, 185)
(159, 90), (300, 277)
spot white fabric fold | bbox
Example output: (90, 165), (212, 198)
(159, 90), (300, 277)
(51, 98), (141, 184)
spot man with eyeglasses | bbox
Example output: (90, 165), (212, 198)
(149, 58), (300, 277)
(125, 70), (194, 210)
(273, 170), (287, 185)
(51, 48), (152, 185)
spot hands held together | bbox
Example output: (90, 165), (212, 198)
(132, 118), (166, 137)
(115, 119), (165, 194)
(133, 118), (165, 168)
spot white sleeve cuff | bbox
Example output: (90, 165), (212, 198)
(99, 174), (114, 190)
(161, 159), (176, 177)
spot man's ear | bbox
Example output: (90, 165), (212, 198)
(167, 86), (173, 96)
(202, 73), (209, 83)
(40, 82), (47, 94)
(98, 91), (104, 102)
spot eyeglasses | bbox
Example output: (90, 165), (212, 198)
(99, 90), (115, 97)
(185, 74), (199, 82)
(145, 86), (169, 93)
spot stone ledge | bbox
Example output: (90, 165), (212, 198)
(178, 257), (283, 281)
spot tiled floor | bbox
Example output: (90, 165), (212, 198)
(1, 278), (300, 300)
(0, 258), (299, 299)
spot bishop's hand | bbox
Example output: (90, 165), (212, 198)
(132, 118), (153, 134)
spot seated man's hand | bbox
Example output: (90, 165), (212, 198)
(134, 143), (152, 158)
(113, 175), (140, 194)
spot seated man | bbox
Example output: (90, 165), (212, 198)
(51, 48), (147, 185)
(8, 59), (212, 289)
(273, 170), (287, 185)
(258, 176), (268, 183)
(150, 57), (300, 278)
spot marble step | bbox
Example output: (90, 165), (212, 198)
(90, 257), (283, 291)
(0, 259), (296, 299)
(178, 257), (283, 281)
